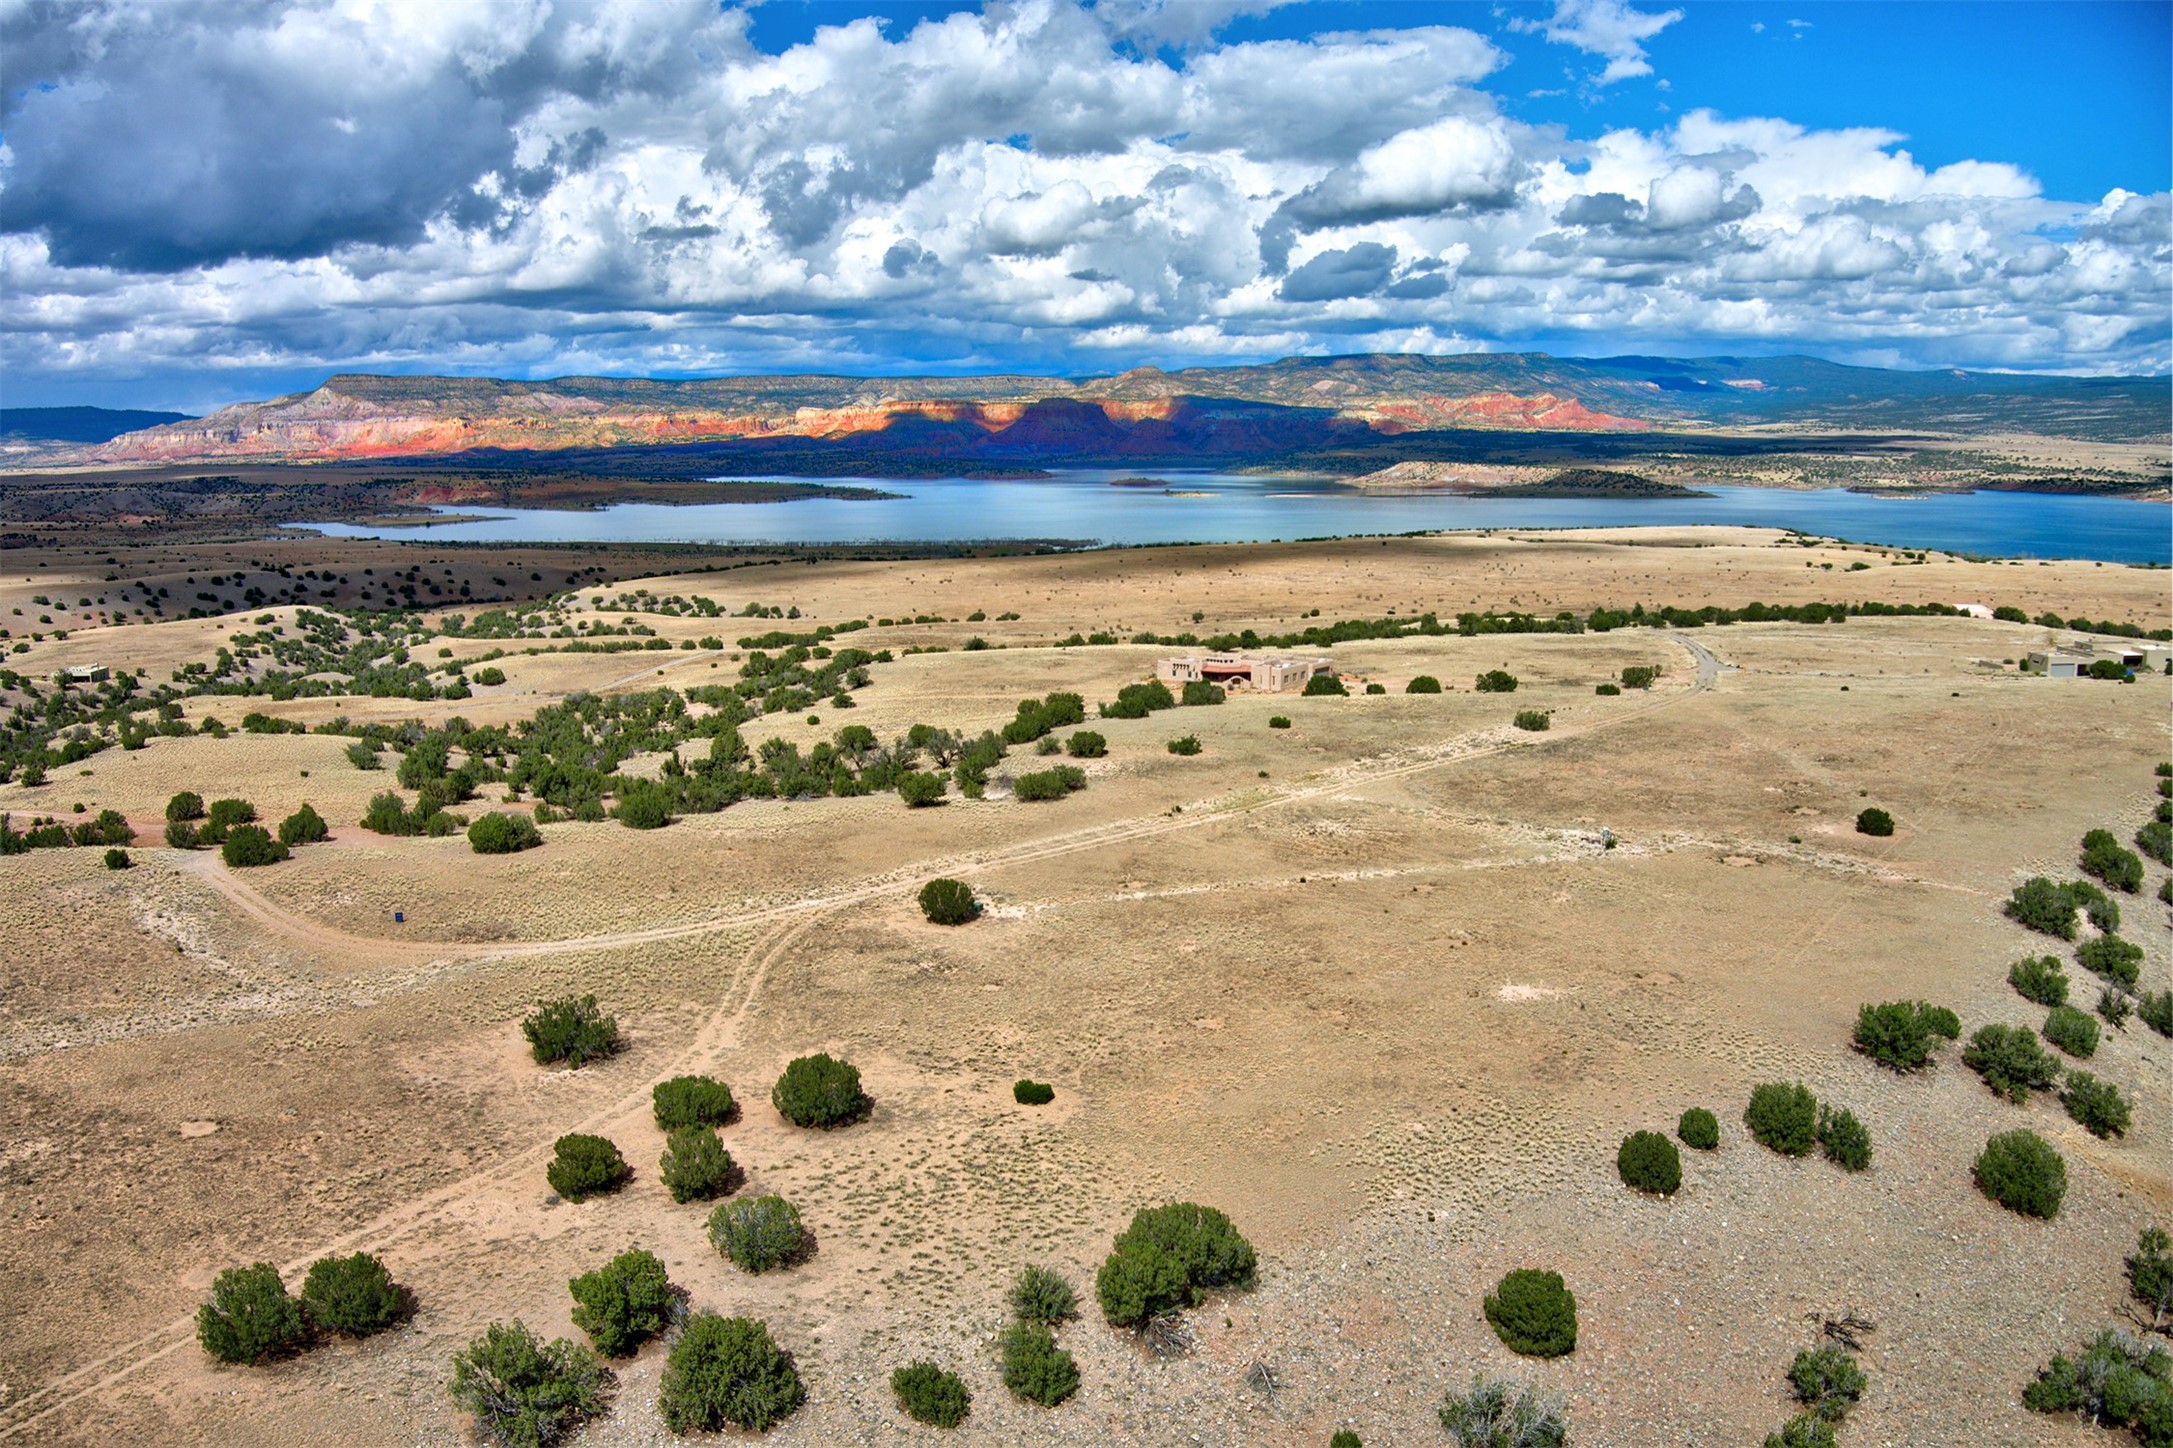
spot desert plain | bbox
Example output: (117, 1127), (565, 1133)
(0, 525), (2167, 1447)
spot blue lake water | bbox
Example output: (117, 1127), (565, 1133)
(298, 471), (2173, 564)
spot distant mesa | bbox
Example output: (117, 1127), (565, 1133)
(1489, 468), (1712, 499)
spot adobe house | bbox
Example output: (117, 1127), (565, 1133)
(1155, 654), (1332, 692)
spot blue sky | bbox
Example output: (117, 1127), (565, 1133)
(2, 0), (2167, 410)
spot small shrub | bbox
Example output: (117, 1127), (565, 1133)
(1594, 682), (1621, 695)
(300, 1252), (403, 1337)
(1854, 807), (1894, 837)
(1364, 682), (1387, 694)
(660, 1127), (740, 1203)
(166, 790), (205, 822)
(653, 1075), (735, 1130)
(1815, 1105), (1872, 1172)
(1975, 1129), (2067, 1218)
(1962, 1023), (2060, 1102)
(1268, 715), (1292, 728)
(219, 824), (288, 868)
(278, 803), (329, 846)
(658, 1312), (805, 1433)
(1475, 670), (1518, 693)
(709, 1195), (806, 1272)
(1013, 768), (1079, 801)
(1302, 673), (1348, 696)
(1065, 730), (1107, 757)
(2072, 879), (2121, 933)
(104, 847), (130, 869)
(1180, 680), (1225, 706)
(523, 994), (620, 1067)
(1406, 675), (1442, 693)
(1620, 664), (1660, 689)
(164, 820), (199, 849)
(448, 1321), (613, 1448)
(612, 783), (672, 830)
(2042, 1004), (2100, 1059)
(546, 1134), (630, 1201)
(1483, 1270), (1577, 1358)
(919, 877), (979, 925)
(1096, 1202), (1257, 1327)
(1851, 1000), (1952, 1071)
(2078, 934), (2144, 989)
(1616, 1131), (1681, 1195)
(1919, 1003), (1961, 1039)
(2130, 1227), (2173, 1325)
(998, 1322), (1078, 1407)
(1437, 1375), (1569, 1448)
(468, 812), (541, 854)
(205, 797), (256, 840)
(474, 666), (507, 685)
(2097, 987), (2133, 1030)
(892, 1360), (970, 1428)
(898, 771), (948, 807)
(1512, 710), (1551, 732)
(1010, 1265), (1078, 1324)
(2140, 988), (2173, 1038)
(197, 1263), (306, 1364)
(2005, 876), (2079, 939)
(1788, 1345), (1867, 1422)
(1764, 1414), (1839, 1448)
(1744, 1082), (1818, 1156)
(772, 1053), (870, 1128)
(2061, 1072), (2132, 1139)
(1014, 1079), (1055, 1105)
(569, 1248), (676, 1358)
(2135, 818), (2172, 866)
(2081, 828), (2145, 893)
(1166, 734), (1202, 755)
(2022, 1327), (2171, 1433)
(1677, 1107), (1719, 1150)
(1331, 1433), (1363, 1448)
(2009, 955), (2068, 1007)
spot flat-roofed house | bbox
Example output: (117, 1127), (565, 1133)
(1155, 654), (1333, 692)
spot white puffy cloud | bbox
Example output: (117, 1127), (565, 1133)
(0, 0), (2164, 403)
(1509, 0), (1683, 86)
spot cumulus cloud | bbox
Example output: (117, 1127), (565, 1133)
(0, 0), (2164, 400)
(1509, 0), (1683, 85)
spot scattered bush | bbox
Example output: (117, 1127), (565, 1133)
(658, 1312), (805, 1433)
(612, 782), (672, 830)
(473, 666), (506, 685)
(1406, 675), (1442, 694)
(1763, 1414), (1839, 1448)
(1065, 730), (1106, 757)
(546, 1135), (630, 1202)
(215, 823), (287, 868)
(1474, 670), (1519, 693)
(469, 812), (542, 854)
(998, 1322), (1078, 1407)
(1100, 680), (1177, 718)
(569, 1249), (676, 1358)
(104, 847), (130, 869)
(1331, 1433), (1363, 1448)
(709, 1195), (806, 1272)
(1851, 1000), (1952, 1071)
(300, 1252), (403, 1337)
(898, 771), (948, 807)
(1512, 710), (1551, 732)
(1854, 807), (1894, 837)
(2071, 878), (2121, 933)
(1616, 1131), (1681, 1195)
(1962, 1023), (2061, 1102)
(166, 790), (205, 822)
(1620, 665), (1660, 689)
(448, 1321), (613, 1448)
(164, 820), (199, 849)
(654, 1075), (735, 1130)
(1268, 715), (1291, 728)
(2042, 1004), (2100, 1059)
(1788, 1345), (1867, 1422)
(1744, 1082), (1818, 1156)
(278, 803), (329, 846)
(1678, 1107), (1719, 1150)
(1918, 1003), (1961, 1039)
(2005, 876), (2080, 939)
(2141, 988), (2173, 1039)
(1483, 1270), (1577, 1358)
(660, 1127), (740, 1203)
(2079, 934), (2144, 989)
(205, 798), (256, 841)
(891, 1361), (970, 1428)
(1594, 682), (1621, 696)
(2009, 955), (2069, 1006)
(2098, 987), (2133, 1030)
(1816, 1105), (1873, 1172)
(1013, 1079), (1055, 1106)
(1974, 1129), (2067, 1218)
(522, 994), (620, 1067)
(2022, 1327), (2170, 1436)
(1180, 680), (1225, 706)
(1166, 734), (1202, 755)
(1013, 766), (1085, 800)
(2130, 1227), (2173, 1327)
(1010, 1265), (1079, 1324)
(1437, 1375), (1569, 1448)
(919, 877), (979, 925)
(2082, 828), (2145, 893)
(197, 1263), (306, 1364)
(2138, 819), (2173, 867)
(772, 1053), (871, 1128)
(2061, 1072), (2133, 1139)
(1302, 673), (1348, 697)
(1096, 1202), (1258, 1328)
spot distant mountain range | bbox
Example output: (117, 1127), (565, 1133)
(14, 354), (2168, 473)
(1, 406), (193, 445)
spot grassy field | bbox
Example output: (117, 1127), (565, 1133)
(1, 526), (2166, 1447)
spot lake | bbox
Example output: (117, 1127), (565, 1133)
(298, 471), (2173, 564)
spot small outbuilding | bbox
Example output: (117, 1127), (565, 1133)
(55, 663), (110, 686)
(1156, 653), (1333, 693)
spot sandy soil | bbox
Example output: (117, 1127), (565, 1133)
(1, 530), (2167, 1448)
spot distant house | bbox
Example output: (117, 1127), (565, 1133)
(2025, 643), (2170, 678)
(2024, 649), (2090, 677)
(1155, 654), (1332, 693)
(54, 662), (109, 685)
